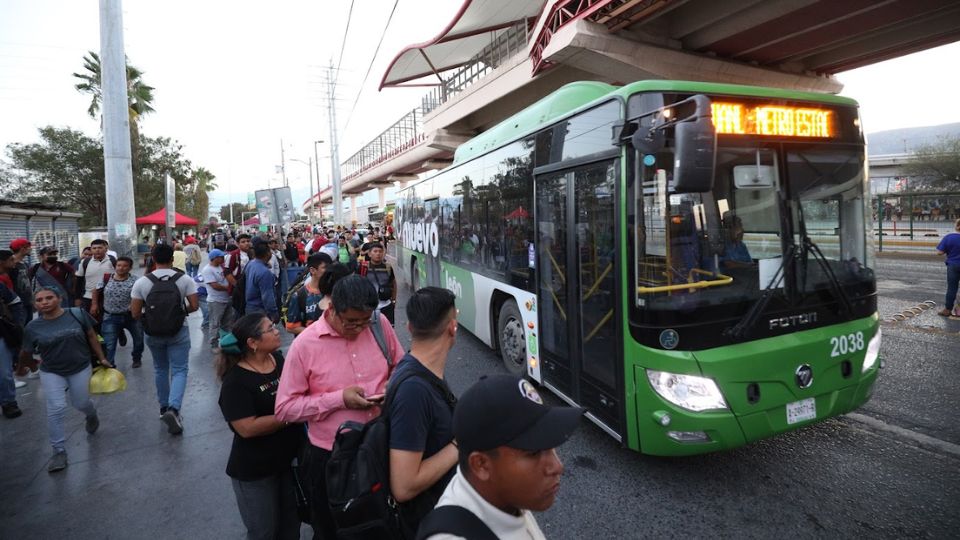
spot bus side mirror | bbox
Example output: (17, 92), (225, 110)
(673, 95), (716, 193)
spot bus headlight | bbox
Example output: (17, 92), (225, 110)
(646, 370), (728, 412)
(861, 328), (882, 373)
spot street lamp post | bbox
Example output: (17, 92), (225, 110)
(289, 157), (314, 221)
(314, 140), (324, 221)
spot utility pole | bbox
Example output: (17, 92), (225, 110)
(280, 139), (288, 186)
(99, 0), (137, 259)
(326, 63), (344, 226)
(314, 139), (323, 220)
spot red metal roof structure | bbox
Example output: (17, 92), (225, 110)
(379, 0), (546, 89)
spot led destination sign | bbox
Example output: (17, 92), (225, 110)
(710, 102), (835, 138)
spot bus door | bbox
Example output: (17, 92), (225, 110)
(535, 158), (621, 433)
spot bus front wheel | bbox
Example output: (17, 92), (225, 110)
(498, 301), (526, 377)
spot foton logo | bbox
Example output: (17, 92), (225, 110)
(769, 312), (818, 330)
(401, 221), (439, 257)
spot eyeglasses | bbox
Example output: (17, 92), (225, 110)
(259, 325), (280, 335)
(336, 312), (372, 329)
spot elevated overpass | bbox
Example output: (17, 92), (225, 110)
(303, 0), (960, 217)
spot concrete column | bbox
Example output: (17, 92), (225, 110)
(100, 0), (137, 260)
(378, 187), (386, 210)
(350, 195), (358, 225)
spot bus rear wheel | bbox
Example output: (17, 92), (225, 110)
(498, 301), (526, 376)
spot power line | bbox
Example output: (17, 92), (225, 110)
(343, 0), (399, 134)
(333, 0), (356, 93)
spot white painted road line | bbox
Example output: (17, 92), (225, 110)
(845, 412), (960, 458)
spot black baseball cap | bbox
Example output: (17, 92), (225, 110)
(454, 375), (584, 454)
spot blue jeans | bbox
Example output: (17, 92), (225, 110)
(39, 366), (97, 452)
(186, 262), (199, 277)
(145, 326), (191, 411)
(946, 264), (960, 310)
(0, 338), (16, 406)
(101, 312), (144, 365)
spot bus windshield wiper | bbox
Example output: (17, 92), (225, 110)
(724, 243), (795, 341)
(795, 201), (853, 314)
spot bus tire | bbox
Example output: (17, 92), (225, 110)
(498, 300), (526, 377)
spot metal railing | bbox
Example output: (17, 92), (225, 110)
(874, 191), (960, 251)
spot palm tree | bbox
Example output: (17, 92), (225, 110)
(190, 167), (218, 224)
(73, 51), (156, 169)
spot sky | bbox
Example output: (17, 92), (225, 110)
(1, 1), (959, 217)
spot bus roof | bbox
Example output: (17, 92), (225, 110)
(453, 80), (859, 165)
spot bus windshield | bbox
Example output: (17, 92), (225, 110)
(632, 142), (873, 320)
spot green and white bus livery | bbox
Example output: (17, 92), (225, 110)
(395, 80), (881, 456)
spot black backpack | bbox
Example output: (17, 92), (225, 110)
(231, 270), (247, 316)
(415, 506), (497, 540)
(142, 272), (186, 336)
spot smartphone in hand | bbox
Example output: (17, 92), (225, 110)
(366, 393), (386, 403)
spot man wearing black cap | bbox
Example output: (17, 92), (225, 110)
(417, 375), (584, 540)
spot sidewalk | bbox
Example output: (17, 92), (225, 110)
(0, 312), (297, 538)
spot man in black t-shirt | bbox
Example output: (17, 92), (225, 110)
(357, 242), (396, 325)
(387, 286), (459, 536)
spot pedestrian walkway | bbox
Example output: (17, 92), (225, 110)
(0, 310), (305, 538)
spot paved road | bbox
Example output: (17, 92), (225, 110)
(1, 255), (957, 538)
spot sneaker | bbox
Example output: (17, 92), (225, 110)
(160, 406), (169, 418)
(48, 451), (68, 473)
(132, 358), (142, 368)
(27, 368), (40, 379)
(2, 403), (22, 419)
(14, 380), (26, 389)
(938, 308), (952, 317)
(161, 408), (183, 435)
(85, 414), (100, 434)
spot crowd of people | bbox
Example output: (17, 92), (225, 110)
(0, 224), (583, 539)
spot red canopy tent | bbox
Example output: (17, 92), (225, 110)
(242, 216), (260, 226)
(135, 209), (199, 226)
(505, 206), (529, 219)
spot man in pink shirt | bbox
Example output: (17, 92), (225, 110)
(275, 274), (404, 539)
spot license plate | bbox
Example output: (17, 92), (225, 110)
(786, 398), (816, 425)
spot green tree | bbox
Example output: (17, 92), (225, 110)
(904, 135), (960, 190)
(219, 202), (247, 223)
(188, 167), (218, 224)
(4, 127), (106, 226)
(4, 126), (210, 227)
(73, 51), (156, 170)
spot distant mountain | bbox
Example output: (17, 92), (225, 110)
(866, 123), (960, 155)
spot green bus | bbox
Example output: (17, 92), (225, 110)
(395, 80), (881, 456)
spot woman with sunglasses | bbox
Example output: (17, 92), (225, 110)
(218, 313), (305, 540)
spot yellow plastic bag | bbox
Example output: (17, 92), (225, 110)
(89, 366), (127, 394)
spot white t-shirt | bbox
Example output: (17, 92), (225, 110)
(200, 264), (230, 303)
(426, 468), (547, 540)
(130, 268), (199, 326)
(75, 256), (116, 300)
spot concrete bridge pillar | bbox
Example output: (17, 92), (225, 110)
(349, 195), (358, 225)
(378, 187), (386, 210)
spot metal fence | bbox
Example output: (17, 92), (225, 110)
(874, 191), (960, 252)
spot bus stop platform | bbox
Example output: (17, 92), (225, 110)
(0, 313), (311, 539)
